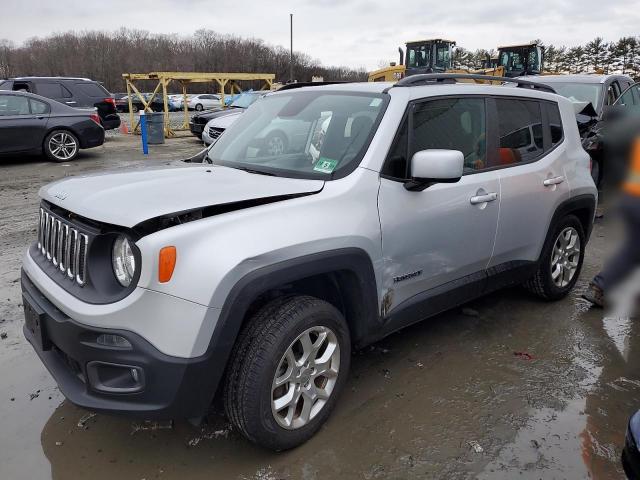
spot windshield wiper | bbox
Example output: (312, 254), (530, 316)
(233, 166), (277, 176)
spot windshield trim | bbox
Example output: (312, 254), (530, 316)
(207, 90), (391, 181)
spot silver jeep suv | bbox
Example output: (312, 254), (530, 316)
(22, 75), (597, 450)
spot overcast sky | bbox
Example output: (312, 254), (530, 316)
(2, 0), (639, 71)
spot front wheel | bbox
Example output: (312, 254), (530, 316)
(44, 130), (79, 162)
(525, 215), (585, 300)
(224, 296), (350, 451)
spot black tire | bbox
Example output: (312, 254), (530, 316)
(524, 214), (586, 300)
(131, 104), (139, 113)
(43, 129), (80, 162)
(195, 103), (204, 111)
(224, 295), (351, 451)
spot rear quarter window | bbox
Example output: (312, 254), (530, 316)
(0, 80), (12, 90)
(546, 103), (564, 148)
(75, 82), (110, 97)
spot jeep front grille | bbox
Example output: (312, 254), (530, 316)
(37, 207), (89, 286)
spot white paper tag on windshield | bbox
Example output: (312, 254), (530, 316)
(370, 98), (382, 107)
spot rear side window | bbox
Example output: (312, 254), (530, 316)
(35, 82), (72, 98)
(0, 80), (12, 90)
(75, 82), (109, 97)
(495, 98), (544, 165)
(546, 103), (564, 147)
(29, 98), (50, 114)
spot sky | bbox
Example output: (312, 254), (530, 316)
(2, 0), (639, 71)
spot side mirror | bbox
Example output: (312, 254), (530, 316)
(405, 149), (464, 191)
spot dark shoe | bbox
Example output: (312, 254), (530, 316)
(582, 284), (605, 308)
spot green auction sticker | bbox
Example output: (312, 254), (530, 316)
(313, 157), (338, 173)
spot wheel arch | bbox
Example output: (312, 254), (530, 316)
(548, 194), (597, 244)
(199, 248), (379, 404)
(42, 126), (83, 152)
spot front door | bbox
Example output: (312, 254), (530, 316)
(0, 94), (48, 153)
(378, 97), (500, 315)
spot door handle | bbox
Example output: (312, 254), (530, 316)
(65, 101), (77, 105)
(543, 176), (565, 187)
(470, 192), (498, 205)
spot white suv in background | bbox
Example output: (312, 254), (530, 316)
(22, 75), (596, 451)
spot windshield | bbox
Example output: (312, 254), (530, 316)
(207, 91), (387, 179)
(230, 92), (261, 109)
(550, 83), (602, 110)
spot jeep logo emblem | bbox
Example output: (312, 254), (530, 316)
(53, 191), (68, 200)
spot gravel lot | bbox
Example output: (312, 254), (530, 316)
(0, 134), (637, 479)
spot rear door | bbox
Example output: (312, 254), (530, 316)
(488, 97), (570, 269)
(32, 81), (74, 106)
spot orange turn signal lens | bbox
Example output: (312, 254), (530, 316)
(158, 246), (177, 283)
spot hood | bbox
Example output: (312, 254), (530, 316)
(192, 108), (240, 124)
(40, 164), (324, 228)
(205, 109), (244, 129)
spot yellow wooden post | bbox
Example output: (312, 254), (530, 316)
(181, 82), (189, 129)
(161, 77), (171, 137)
(125, 79), (133, 134)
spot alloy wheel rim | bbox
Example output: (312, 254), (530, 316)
(49, 132), (77, 160)
(271, 325), (340, 430)
(550, 227), (581, 288)
(267, 136), (285, 155)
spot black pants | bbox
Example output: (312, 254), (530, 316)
(593, 195), (640, 291)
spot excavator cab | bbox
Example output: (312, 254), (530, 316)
(405, 39), (455, 76)
(497, 43), (545, 77)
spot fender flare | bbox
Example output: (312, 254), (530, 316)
(196, 247), (379, 402)
(547, 193), (597, 243)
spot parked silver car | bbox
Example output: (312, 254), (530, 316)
(22, 76), (597, 451)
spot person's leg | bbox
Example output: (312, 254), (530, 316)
(585, 199), (640, 307)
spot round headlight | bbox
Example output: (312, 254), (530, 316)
(112, 235), (136, 287)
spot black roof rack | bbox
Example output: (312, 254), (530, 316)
(276, 81), (346, 91)
(389, 73), (556, 94)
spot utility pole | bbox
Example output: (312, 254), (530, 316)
(289, 13), (294, 83)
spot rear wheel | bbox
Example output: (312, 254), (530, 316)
(44, 130), (79, 162)
(224, 295), (350, 451)
(195, 103), (204, 111)
(525, 215), (585, 300)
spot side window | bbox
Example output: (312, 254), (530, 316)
(36, 82), (70, 98)
(494, 98), (544, 165)
(546, 103), (564, 148)
(413, 98), (487, 172)
(382, 116), (408, 178)
(606, 82), (621, 105)
(29, 99), (50, 115)
(617, 83), (640, 107)
(382, 97), (486, 178)
(0, 95), (30, 116)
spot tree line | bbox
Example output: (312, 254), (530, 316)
(453, 37), (640, 78)
(0, 29), (368, 93)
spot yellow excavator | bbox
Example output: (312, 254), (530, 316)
(369, 40), (545, 83)
(368, 39), (456, 82)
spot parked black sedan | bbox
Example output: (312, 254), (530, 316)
(0, 90), (104, 162)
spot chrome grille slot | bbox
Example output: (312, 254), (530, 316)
(76, 234), (88, 286)
(36, 207), (89, 287)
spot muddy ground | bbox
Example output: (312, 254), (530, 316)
(0, 133), (637, 479)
